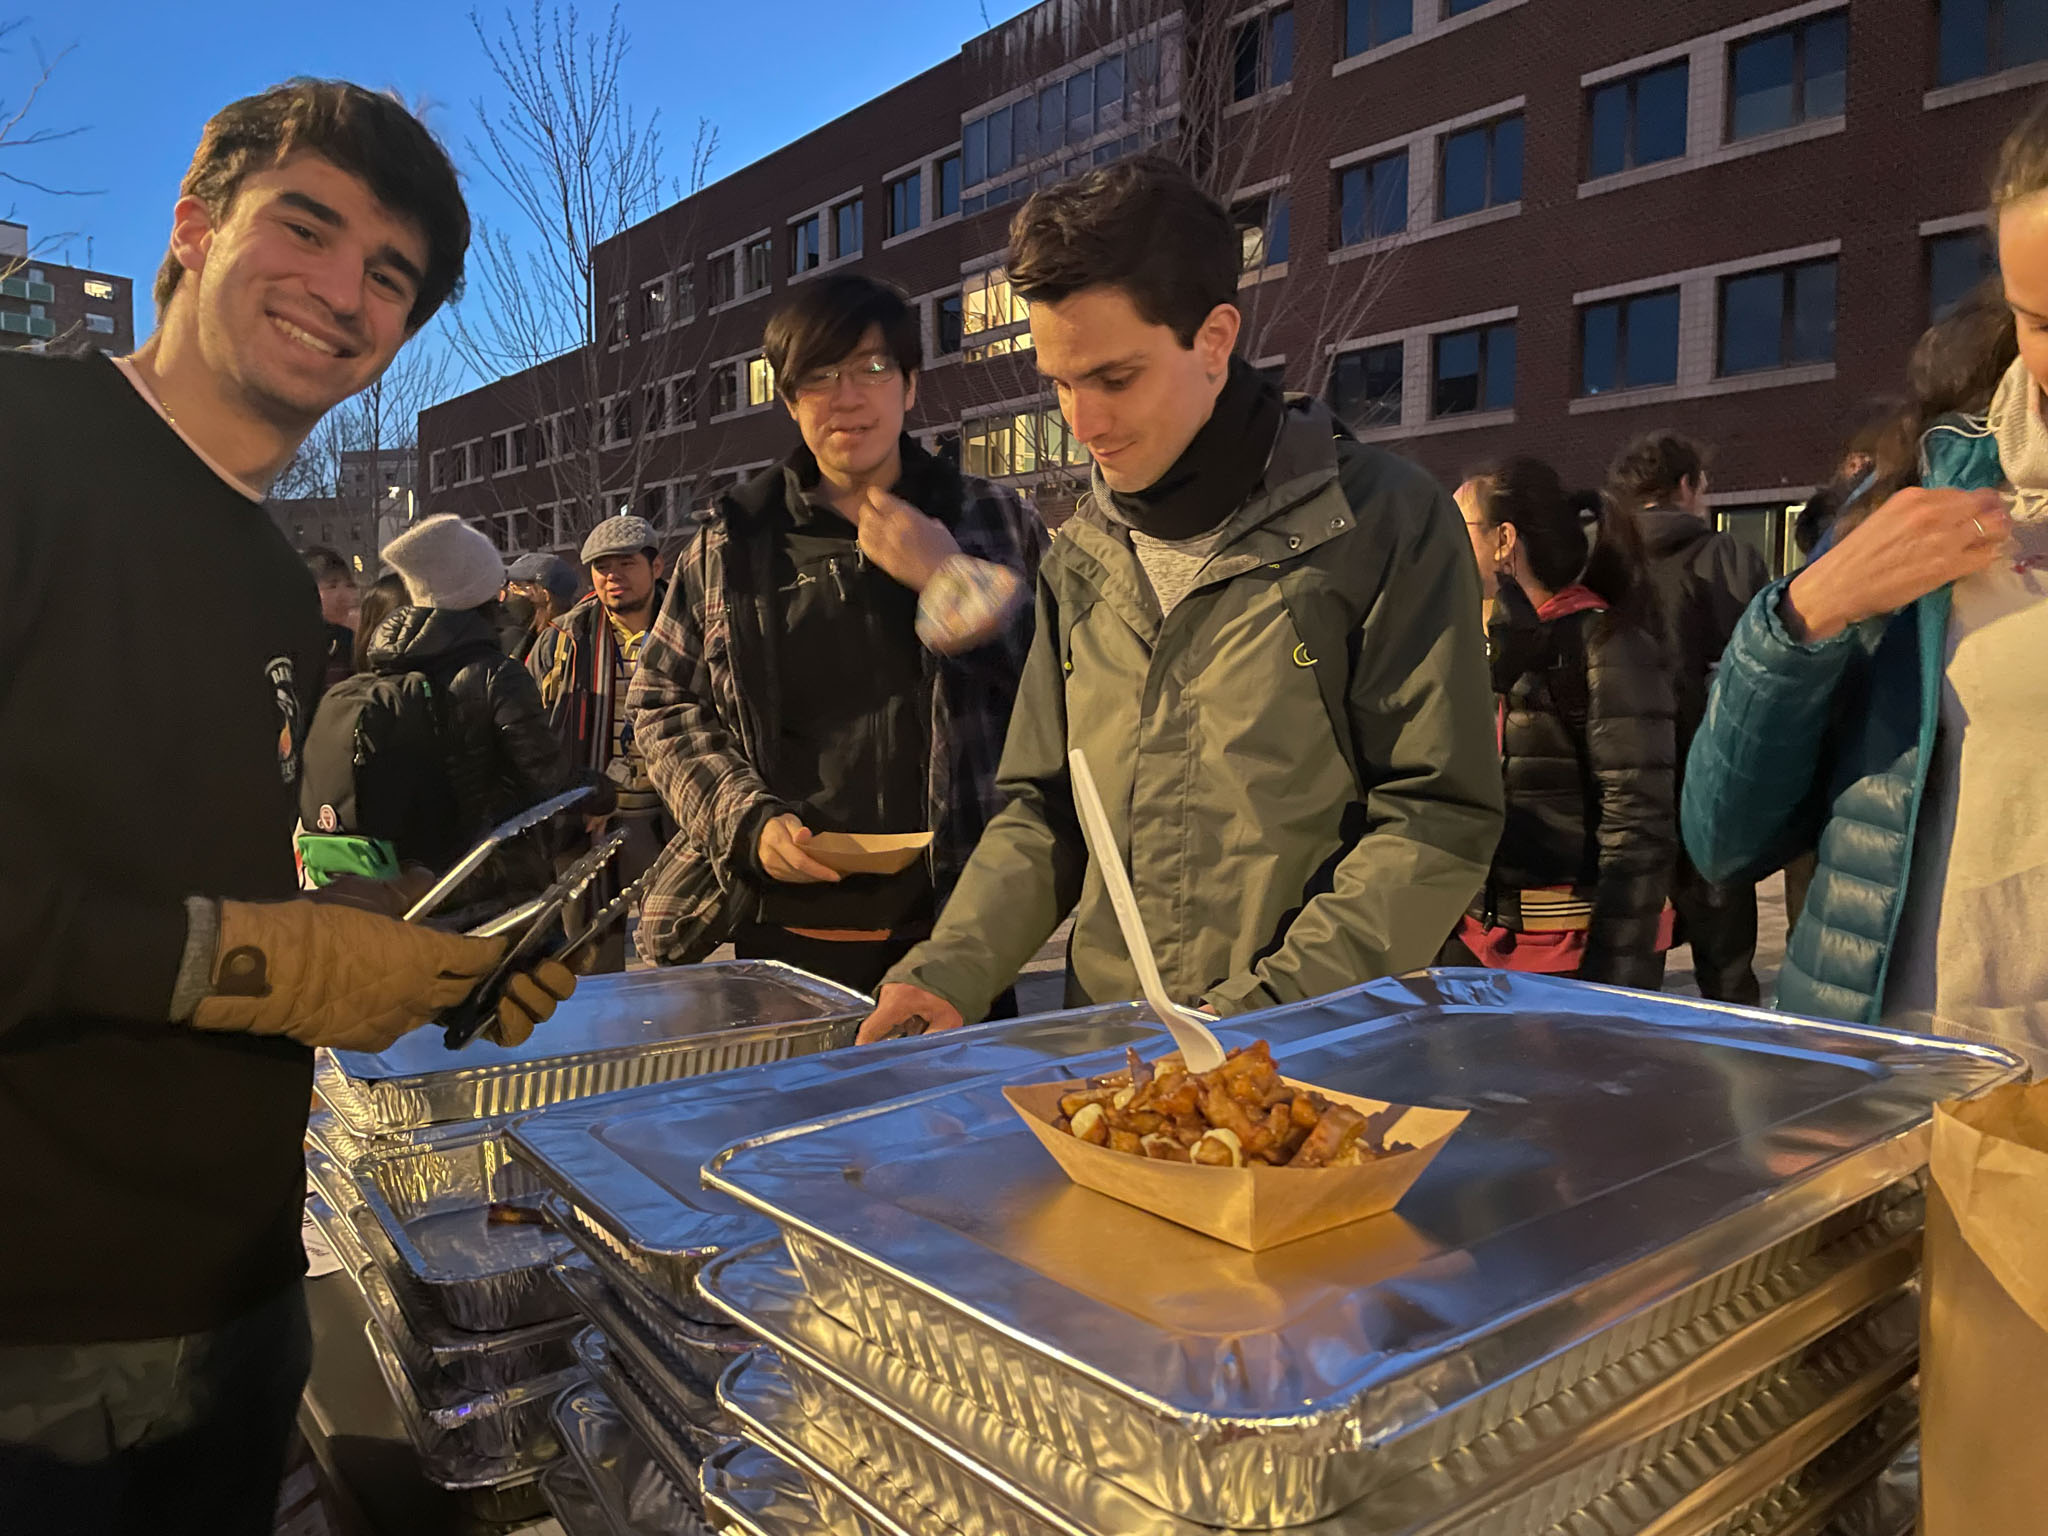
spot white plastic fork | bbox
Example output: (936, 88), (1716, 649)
(1067, 747), (1227, 1072)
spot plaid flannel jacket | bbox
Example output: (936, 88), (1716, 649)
(628, 449), (1048, 965)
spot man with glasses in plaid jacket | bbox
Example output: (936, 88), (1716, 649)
(629, 273), (1047, 1001)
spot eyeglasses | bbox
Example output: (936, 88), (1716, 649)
(791, 353), (901, 398)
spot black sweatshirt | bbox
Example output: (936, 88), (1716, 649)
(0, 352), (327, 1343)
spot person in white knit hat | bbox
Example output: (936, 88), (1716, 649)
(301, 514), (590, 920)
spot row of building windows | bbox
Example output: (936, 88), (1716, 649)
(958, 30), (1177, 208)
(1322, 228), (1993, 433)
(1324, 0), (2036, 89)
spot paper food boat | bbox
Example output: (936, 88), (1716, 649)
(1005, 1077), (1466, 1251)
(803, 832), (933, 876)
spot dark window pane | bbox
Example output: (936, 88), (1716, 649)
(839, 201), (861, 255)
(1929, 228), (1996, 321)
(1371, 150), (1409, 236)
(1270, 8), (1295, 85)
(1447, 0), (1488, 12)
(1484, 324), (1516, 409)
(1067, 68), (1094, 142)
(1720, 270), (1785, 374)
(1491, 116), (1524, 203)
(1790, 259), (1837, 363)
(1097, 55), (1125, 130)
(1803, 13), (1848, 118)
(1730, 29), (1796, 139)
(988, 106), (1013, 176)
(1039, 82), (1063, 144)
(1337, 166), (1366, 246)
(1937, 0), (1991, 84)
(1441, 126), (1487, 217)
(1587, 82), (1628, 178)
(1347, 0), (1411, 54)
(2010, 0), (2048, 66)
(938, 154), (962, 216)
(1433, 329), (1482, 415)
(1013, 94), (1037, 163)
(963, 118), (987, 185)
(1582, 303), (1620, 394)
(1330, 341), (1404, 426)
(1636, 62), (1690, 163)
(1233, 20), (1262, 100)
(938, 295), (963, 354)
(1625, 291), (1680, 386)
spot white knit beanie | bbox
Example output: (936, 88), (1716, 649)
(383, 515), (506, 611)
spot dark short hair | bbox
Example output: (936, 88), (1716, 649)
(157, 80), (470, 332)
(1606, 430), (1709, 506)
(763, 273), (921, 398)
(1006, 158), (1238, 346)
(302, 545), (351, 584)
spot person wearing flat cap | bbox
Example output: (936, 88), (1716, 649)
(529, 513), (673, 968)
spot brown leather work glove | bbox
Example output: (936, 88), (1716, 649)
(485, 959), (578, 1048)
(191, 900), (504, 1053)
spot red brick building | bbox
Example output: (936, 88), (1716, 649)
(418, 0), (2045, 574)
(0, 220), (137, 355)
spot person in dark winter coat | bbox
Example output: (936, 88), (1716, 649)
(355, 515), (581, 900)
(1608, 429), (1768, 1002)
(1445, 458), (1676, 988)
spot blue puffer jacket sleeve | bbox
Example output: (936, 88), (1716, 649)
(1681, 574), (1864, 885)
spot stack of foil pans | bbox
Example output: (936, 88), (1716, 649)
(689, 971), (2012, 1536)
(507, 988), (1417, 1528)
(301, 958), (870, 1505)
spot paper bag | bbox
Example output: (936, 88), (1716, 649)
(1923, 1080), (2048, 1535)
(1005, 1077), (1465, 1251)
(803, 832), (932, 876)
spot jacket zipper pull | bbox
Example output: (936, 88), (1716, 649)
(829, 559), (850, 601)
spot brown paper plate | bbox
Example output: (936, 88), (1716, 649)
(1005, 1076), (1467, 1251)
(804, 832), (934, 877)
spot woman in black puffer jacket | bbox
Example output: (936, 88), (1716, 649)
(1442, 458), (1676, 988)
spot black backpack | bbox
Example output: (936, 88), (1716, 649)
(298, 671), (464, 868)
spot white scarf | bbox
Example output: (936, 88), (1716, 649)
(1989, 354), (2048, 523)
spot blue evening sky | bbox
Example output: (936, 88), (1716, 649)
(3, 0), (1036, 376)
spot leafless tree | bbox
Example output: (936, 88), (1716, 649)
(447, 1), (722, 551)
(0, 16), (97, 352)
(275, 339), (453, 511)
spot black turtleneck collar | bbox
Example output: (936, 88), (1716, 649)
(1108, 356), (1285, 541)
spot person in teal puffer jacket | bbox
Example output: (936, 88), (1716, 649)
(1682, 94), (2048, 1071)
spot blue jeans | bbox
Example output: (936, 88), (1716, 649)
(0, 1282), (311, 1536)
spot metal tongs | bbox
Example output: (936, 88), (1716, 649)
(438, 826), (629, 1050)
(404, 786), (596, 924)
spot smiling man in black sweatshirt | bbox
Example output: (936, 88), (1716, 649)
(0, 83), (573, 1533)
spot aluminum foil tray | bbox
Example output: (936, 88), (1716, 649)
(317, 960), (872, 1136)
(716, 1351), (958, 1536)
(700, 1442), (831, 1536)
(539, 1459), (611, 1536)
(1698, 1402), (1915, 1536)
(305, 1193), (580, 1401)
(702, 1239), (1918, 1536)
(572, 1326), (725, 1495)
(559, 1258), (736, 1443)
(348, 1128), (578, 1332)
(700, 1236), (1916, 1536)
(704, 970), (2018, 1526)
(360, 1313), (580, 1487)
(553, 1381), (715, 1535)
(553, 1250), (753, 1392)
(508, 984), (1418, 1316)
